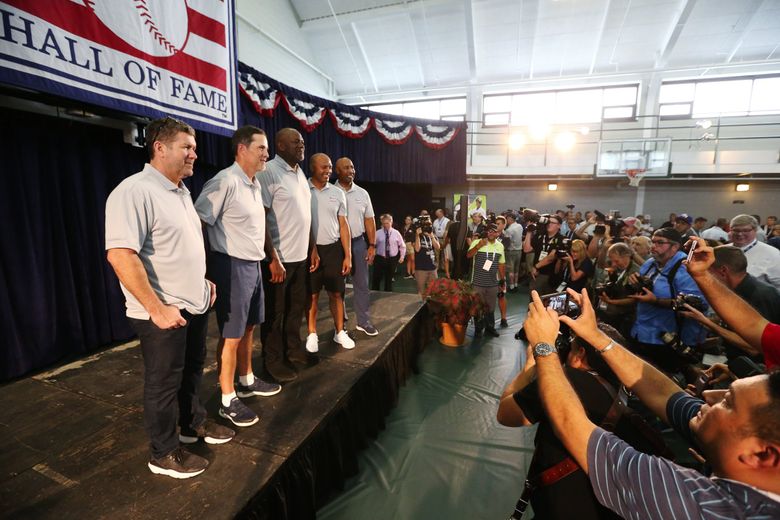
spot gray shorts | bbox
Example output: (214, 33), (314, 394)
(208, 252), (264, 339)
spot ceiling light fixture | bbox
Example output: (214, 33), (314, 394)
(736, 183), (750, 192)
(547, 183), (558, 191)
(554, 132), (576, 152)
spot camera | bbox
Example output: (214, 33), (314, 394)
(671, 293), (707, 314)
(566, 204), (575, 210)
(659, 331), (701, 363)
(478, 213), (498, 238)
(626, 275), (653, 294)
(412, 214), (433, 234)
(595, 272), (624, 299)
(556, 238), (572, 257)
(523, 210), (551, 233)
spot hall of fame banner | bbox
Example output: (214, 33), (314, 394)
(0, 0), (237, 135)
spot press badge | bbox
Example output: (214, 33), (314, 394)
(482, 259), (493, 271)
(538, 251), (548, 261)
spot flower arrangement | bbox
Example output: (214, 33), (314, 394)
(423, 277), (487, 326)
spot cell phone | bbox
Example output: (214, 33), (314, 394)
(686, 240), (698, 263)
(541, 291), (569, 316)
(694, 373), (710, 396)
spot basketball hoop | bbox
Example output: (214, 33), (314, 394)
(625, 168), (647, 187)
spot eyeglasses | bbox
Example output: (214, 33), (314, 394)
(651, 240), (673, 246)
(731, 227), (755, 234)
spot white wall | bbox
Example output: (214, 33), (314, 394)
(236, 0), (333, 98)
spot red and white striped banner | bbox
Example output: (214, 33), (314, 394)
(0, 0), (238, 135)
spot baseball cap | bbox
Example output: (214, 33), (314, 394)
(675, 213), (693, 225)
(654, 227), (683, 244)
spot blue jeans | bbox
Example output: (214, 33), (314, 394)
(129, 311), (208, 459)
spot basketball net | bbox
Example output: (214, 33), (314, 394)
(626, 168), (647, 187)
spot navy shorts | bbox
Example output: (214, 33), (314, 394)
(208, 252), (264, 339)
(308, 242), (346, 294)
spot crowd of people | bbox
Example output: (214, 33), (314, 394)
(104, 116), (779, 518)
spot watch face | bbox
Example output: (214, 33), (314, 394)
(533, 342), (556, 357)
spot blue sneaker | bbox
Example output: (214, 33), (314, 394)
(218, 397), (259, 427)
(236, 378), (282, 398)
(356, 323), (379, 336)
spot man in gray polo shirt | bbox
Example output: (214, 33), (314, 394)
(106, 117), (232, 479)
(335, 157), (378, 336)
(305, 153), (354, 353)
(194, 126), (282, 430)
(259, 128), (318, 382)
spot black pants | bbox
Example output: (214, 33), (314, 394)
(260, 260), (307, 367)
(372, 254), (399, 291)
(128, 311), (208, 459)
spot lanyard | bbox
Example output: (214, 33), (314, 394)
(742, 240), (758, 254)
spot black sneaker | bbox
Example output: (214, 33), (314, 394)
(356, 323), (379, 336)
(267, 362), (297, 382)
(148, 447), (208, 479)
(236, 378), (282, 398)
(500, 319), (509, 328)
(219, 397), (259, 427)
(485, 328), (500, 338)
(180, 419), (235, 445)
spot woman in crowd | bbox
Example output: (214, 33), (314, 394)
(402, 215), (416, 279)
(557, 239), (593, 293)
(596, 242), (640, 339)
(630, 235), (652, 265)
(413, 223), (440, 300)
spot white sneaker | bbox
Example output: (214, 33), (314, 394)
(334, 329), (355, 350)
(305, 332), (319, 353)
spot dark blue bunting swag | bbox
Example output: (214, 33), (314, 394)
(238, 72), (280, 116)
(329, 110), (373, 138)
(415, 124), (461, 150)
(282, 96), (327, 132)
(374, 118), (414, 144)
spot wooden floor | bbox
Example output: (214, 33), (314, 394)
(0, 290), (426, 519)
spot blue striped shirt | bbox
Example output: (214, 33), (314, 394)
(587, 392), (780, 519)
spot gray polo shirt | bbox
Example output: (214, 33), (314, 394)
(310, 179), (347, 245)
(194, 162), (266, 262)
(260, 155), (312, 262)
(336, 181), (374, 238)
(105, 164), (210, 319)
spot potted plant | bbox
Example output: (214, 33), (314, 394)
(423, 277), (487, 347)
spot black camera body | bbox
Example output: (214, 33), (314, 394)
(659, 331), (701, 363)
(626, 275), (653, 294)
(478, 213), (498, 238)
(412, 214), (433, 234)
(671, 293), (707, 314)
(596, 272), (625, 299)
(556, 237), (572, 257)
(524, 210), (551, 234)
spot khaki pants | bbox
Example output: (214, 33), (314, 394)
(414, 269), (437, 299)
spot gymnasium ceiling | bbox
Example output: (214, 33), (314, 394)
(283, 0), (780, 101)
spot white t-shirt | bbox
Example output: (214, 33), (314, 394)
(105, 164), (210, 319)
(734, 239), (780, 291)
(260, 155), (312, 262)
(194, 162), (266, 261)
(433, 217), (450, 239)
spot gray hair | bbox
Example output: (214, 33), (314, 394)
(730, 214), (758, 229)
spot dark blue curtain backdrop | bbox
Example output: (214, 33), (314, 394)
(0, 64), (465, 381)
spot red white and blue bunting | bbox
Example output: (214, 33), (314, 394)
(374, 119), (414, 145)
(238, 69), (460, 149)
(415, 124), (461, 150)
(329, 110), (373, 138)
(239, 72), (280, 117)
(282, 96), (327, 132)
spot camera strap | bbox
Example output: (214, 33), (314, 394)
(508, 375), (626, 520)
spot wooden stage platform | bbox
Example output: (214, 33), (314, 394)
(0, 291), (431, 519)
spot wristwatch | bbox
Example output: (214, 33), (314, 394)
(532, 342), (558, 359)
(368, 244), (376, 248)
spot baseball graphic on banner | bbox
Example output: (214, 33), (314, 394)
(85, 0), (190, 57)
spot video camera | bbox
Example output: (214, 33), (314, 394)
(593, 209), (625, 237)
(523, 209), (552, 233)
(412, 214), (433, 234)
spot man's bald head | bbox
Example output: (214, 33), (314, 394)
(275, 127), (305, 166)
(335, 157), (355, 186)
(309, 153), (332, 185)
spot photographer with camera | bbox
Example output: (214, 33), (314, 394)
(522, 288), (780, 519)
(531, 214), (565, 293)
(685, 236), (780, 370)
(680, 245), (780, 363)
(555, 238), (593, 294)
(627, 228), (707, 373)
(499, 321), (669, 520)
(466, 222), (505, 337)
(595, 242), (640, 340)
(413, 215), (440, 300)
